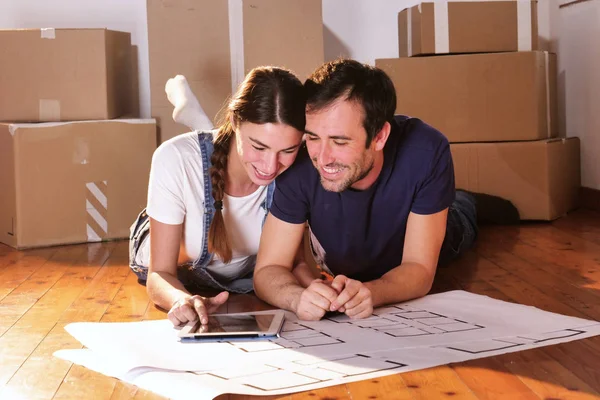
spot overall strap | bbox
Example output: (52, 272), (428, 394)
(194, 131), (216, 268)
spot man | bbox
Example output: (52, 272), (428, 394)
(253, 59), (518, 321)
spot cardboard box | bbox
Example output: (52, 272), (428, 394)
(451, 138), (580, 221)
(0, 119), (157, 249)
(399, 1), (538, 57)
(147, 0), (325, 143)
(376, 51), (557, 143)
(0, 29), (133, 122)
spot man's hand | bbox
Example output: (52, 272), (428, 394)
(330, 275), (373, 319)
(295, 279), (339, 321)
(167, 291), (229, 326)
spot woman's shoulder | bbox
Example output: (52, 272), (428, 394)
(153, 131), (206, 163)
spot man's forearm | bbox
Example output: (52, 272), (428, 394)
(254, 265), (305, 312)
(364, 262), (434, 308)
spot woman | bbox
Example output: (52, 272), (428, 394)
(129, 66), (313, 327)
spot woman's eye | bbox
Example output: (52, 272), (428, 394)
(252, 146), (266, 151)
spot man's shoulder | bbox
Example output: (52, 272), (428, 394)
(392, 115), (449, 153)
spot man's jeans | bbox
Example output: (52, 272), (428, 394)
(438, 190), (478, 267)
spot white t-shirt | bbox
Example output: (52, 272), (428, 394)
(136, 132), (267, 282)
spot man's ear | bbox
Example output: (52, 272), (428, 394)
(371, 122), (391, 151)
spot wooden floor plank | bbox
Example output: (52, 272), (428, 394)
(0, 244), (96, 389)
(2, 242), (118, 400)
(475, 236), (600, 321)
(400, 365), (479, 399)
(289, 383), (350, 399)
(502, 224), (600, 290)
(50, 242), (135, 400)
(110, 382), (140, 400)
(102, 270), (151, 323)
(345, 374), (415, 399)
(552, 210), (600, 246)
(498, 348), (600, 400)
(0, 246), (83, 337)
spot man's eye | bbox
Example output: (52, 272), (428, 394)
(283, 149), (297, 154)
(333, 140), (348, 146)
(252, 146), (266, 151)
(305, 136), (319, 141)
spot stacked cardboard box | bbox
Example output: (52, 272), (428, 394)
(0, 29), (157, 249)
(147, 0), (325, 143)
(376, 0), (580, 220)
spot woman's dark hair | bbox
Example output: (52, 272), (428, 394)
(209, 66), (305, 263)
(304, 59), (396, 147)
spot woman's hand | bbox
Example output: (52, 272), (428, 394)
(167, 291), (229, 326)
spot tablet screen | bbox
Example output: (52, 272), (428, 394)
(188, 313), (275, 334)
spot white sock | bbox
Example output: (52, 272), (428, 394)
(165, 75), (214, 131)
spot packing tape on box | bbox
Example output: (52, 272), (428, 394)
(41, 28), (55, 39)
(39, 99), (61, 121)
(228, 0), (245, 94)
(545, 51), (551, 138)
(86, 181), (108, 242)
(406, 7), (413, 57)
(424, 0), (533, 54)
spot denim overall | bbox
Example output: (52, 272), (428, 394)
(128, 132), (275, 294)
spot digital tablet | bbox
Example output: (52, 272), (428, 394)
(178, 310), (286, 341)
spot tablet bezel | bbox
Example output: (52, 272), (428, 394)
(177, 310), (286, 341)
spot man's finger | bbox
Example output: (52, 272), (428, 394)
(193, 297), (209, 324)
(298, 304), (326, 321)
(303, 290), (332, 311)
(331, 281), (360, 311)
(342, 292), (367, 310)
(348, 305), (374, 320)
(308, 281), (339, 303)
(345, 300), (373, 318)
(330, 275), (347, 293)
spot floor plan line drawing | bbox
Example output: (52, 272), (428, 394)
(53, 291), (600, 400)
(202, 354), (409, 392)
(324, 308), (485, 338)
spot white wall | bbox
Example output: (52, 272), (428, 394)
(0, 0), (151, 118)
(322, 0), (417, 64)
(552, 1), (600, 190)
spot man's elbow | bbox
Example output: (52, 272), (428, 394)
(252, 265), (268, 298)
(418, 269), (436, 297)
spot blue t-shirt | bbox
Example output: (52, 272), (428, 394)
(270, 115), (455, 282)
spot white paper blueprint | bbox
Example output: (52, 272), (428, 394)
(54, 291), (600, 399)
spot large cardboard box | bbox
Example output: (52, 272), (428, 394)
(399, 1), (538, 57)
(0, 29), (133, 122)
(0, 119), (157, 249)
(147, 0), (325, 143)
(376, 51), (557, 143)
(451, 138), (580, 221)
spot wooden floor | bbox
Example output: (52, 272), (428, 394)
(1, 209), (600, 400)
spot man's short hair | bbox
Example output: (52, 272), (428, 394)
(304, 59), (397, 147)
